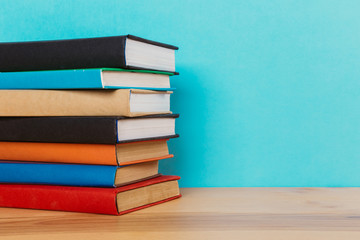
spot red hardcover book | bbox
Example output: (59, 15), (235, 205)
(0, 175), (181, 215)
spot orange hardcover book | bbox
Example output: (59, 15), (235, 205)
(0, 139), (172, 166)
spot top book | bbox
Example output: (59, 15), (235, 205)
(0, 35), (178, 73)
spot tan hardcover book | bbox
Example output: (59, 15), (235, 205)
(0, 89), (171, 116)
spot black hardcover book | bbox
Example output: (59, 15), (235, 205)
(0, 114), (179, 144)
(0, 35), (178, 73)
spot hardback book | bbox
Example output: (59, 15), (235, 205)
(0, 139), (172, 165)
(0, 68), (174, 90)
(0, 89), (171, 116)
(0, 175), (181, 215)
(0, 114), (178, 144)
(0, 35), (178, 73)
(0, 160), (159, 187)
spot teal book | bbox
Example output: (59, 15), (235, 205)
(0, 68), (174, 90)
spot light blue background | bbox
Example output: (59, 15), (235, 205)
(1, 0), (360, 187)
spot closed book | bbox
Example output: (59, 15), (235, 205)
(0, 175), (181, 215)
(0, 89), (171, 117)
(0, 139), (172, 166)
(0, 160), (159, 187)
(0, 68), (174, 90)
(0, 114), (178, 144)
(0, 35), (178, 73)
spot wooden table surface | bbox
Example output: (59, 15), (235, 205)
(1, 188), (360, 239)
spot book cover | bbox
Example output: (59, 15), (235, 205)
(0, 35), (178, 73)
(0, 114), (179, 144)
(0, 175), (181, 215)
(0, 160), (160, 187)
(0, 140), (173, 165)
(0, 68), (175, 90)
(0, 89), (172, 117)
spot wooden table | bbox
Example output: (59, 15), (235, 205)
(1, 188), (360, 239)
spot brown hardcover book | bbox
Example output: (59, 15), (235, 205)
(0, 89), (171, 116)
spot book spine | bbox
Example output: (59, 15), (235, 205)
(0, 89), (131, 116)
(0, 142), (118, 165)
(0, 69), (103, 89)
(0, 184), (118, 215)
(0, 36), (127, 72)
(0, 162), (118, 187)
(0, 117), (118, 144)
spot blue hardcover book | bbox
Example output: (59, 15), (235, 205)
(0, 68), (174, 90)
(0, 161), (159, 187)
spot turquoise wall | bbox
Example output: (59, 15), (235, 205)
(1, 0), (360, 187)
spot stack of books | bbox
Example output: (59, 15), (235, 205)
(0, 35), (181, 215)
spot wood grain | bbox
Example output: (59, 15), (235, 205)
(1, 188), (360, 239)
